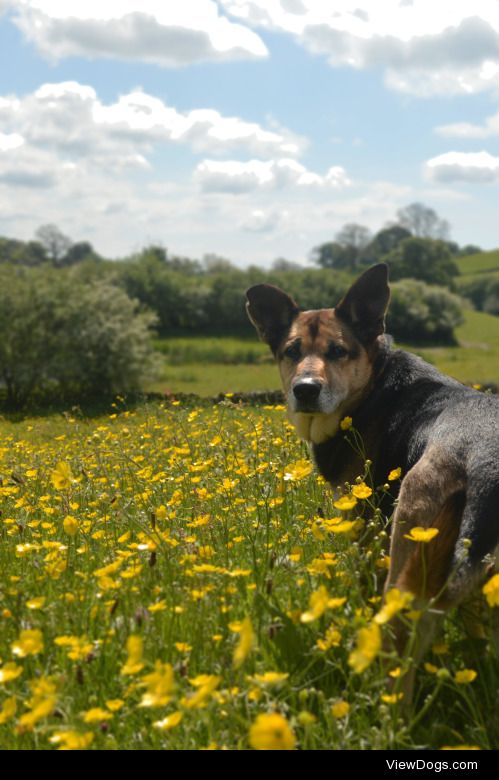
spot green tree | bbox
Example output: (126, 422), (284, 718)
(0, 237), (48, 266)
(363, 225), (412, 263)
(312, 223), (372, 271)
(385, 237), (459, 288)
(311, 241), (356, 271)
(62, 241), (101, 266)
(396, 202), (450, 240)
(35, 224), (72, 266)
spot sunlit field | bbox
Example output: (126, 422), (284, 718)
(0, 400), (497, 750)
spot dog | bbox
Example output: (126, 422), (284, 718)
(246, 263), (499, 702)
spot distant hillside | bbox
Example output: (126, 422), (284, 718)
(457, 249), (499, 276)
(409, 307), (499, 385)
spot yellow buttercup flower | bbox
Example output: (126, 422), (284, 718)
(404, 527), (439, 543)
(352, 483), (373, 499)
(154, 712), (183, 730)
(63, 515), (79, 536)
(249, 712), (296, 750)
(183, 675), (221, 709)
(139, 661), (175, 708)
(340, 416), (352, 430)
(50, 462), (75, 490)
(233, 616), (255, 669)
(333, 495), (358, 511)
(381, 693), (404, 704)
(121, 635), (144, 675)
(55, 634), (93, 661)
(301, 587), (346, 623)
(283, 459), (313, 481)
(348, 623), (381, 673)
(251, 672), (289, 687)
(300, 586), (329, 623)
(50, 731), (94, 750)
(82, 707), (114, 722)
(316, 625), (342, 651)
(0, 662), (23, 683)
(331, 700), (350, 719)
(105, 699), (125, 712)
(483, 573), (499, 607)
(388, 467), (402, 481)
(374, 588), (413, 624)
(454, 669), (477, 684)
(326, 520), (356, 534)
(26, 596), (46, 610)
(18, 676), (58, 731)
(11, 628), (44, 658)
(175, 642), (192, 653)
(0, 697), (16, 724)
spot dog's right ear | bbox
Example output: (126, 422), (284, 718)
(246, 284), (299, 354)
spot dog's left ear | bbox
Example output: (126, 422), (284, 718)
(246, 284), (299, 354)
(335, 263), (390, 343)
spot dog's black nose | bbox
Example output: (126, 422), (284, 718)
(293, 379), (322, 404)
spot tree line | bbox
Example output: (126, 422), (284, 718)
(0, 203), (486, 408)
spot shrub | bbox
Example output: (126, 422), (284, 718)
(0, 265), (159, 408)
(387, 279), (464, 344)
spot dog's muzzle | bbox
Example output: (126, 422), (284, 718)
(292, 378), (323, 411)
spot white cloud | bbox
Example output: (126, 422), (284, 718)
(0, 81), (304, 175)
(0, 132), (24, 151)
(0, 79), (355, 264)
(435, 107), (499, 139)
(220, 0), (499, 95)
(8, 0), (267, 65)
(93, 91), (304, 156)
(0, 144), (62, 187)
(194, 158), (350, 192)
(9, 1), (499, 94)
(425, 150), (499, 182)
(241, 208), (288, 233)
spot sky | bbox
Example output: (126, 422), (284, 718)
(1, 1), (499, 266)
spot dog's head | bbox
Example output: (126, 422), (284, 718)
(246, 263), (390, 444)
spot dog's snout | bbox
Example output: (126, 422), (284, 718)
(293, 379), (322, 404)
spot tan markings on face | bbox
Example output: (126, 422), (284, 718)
(277, 309), (375, 443)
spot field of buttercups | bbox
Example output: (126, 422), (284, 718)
(0, 399), (498, 750)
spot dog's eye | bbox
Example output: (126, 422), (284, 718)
(283, 341), (301, 361)
(326, 343), (348, 360)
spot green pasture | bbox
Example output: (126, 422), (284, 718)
(457, 250), (499, 276)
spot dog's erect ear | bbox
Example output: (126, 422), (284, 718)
(335, 263), (390, 344)
(246, 284), (299, 353)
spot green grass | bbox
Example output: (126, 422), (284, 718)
(153, 336), (268, 366)
(457, 249), (499, 276)
(149, 362), (280, 395)
(407, 309), (499, 385)
(0, 402), (497, 749)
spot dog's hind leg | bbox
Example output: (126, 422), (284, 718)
(383, 446), (466, 705)
(386, 446), (466, 601)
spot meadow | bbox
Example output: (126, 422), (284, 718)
(0, 399), (497, 750)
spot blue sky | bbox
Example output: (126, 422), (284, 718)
(1, 1), (499, 265)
